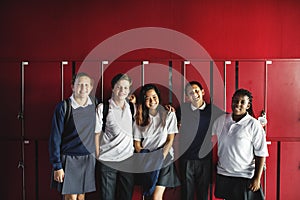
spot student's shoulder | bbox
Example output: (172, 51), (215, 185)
(55, 99), (69, 111)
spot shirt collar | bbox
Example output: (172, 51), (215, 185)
(109, 98), (129, 110)
(70, 95), (92, 109)
(191, 101), (206, 111)
(229, 112), (251, 124)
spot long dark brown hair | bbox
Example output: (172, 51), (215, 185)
(135, 84), (167, 128)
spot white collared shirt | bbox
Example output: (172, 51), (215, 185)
(212, 113), (269, 178)
(95, 99), (134, 161)
(190, 101), (206, 111)
(70, 95), (93, 109)
(133, 111), (178, 159)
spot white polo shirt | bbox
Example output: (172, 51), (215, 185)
(212, 113), (269, 178)
(133, 111), (178, 159)
(95, 99), (134, 162)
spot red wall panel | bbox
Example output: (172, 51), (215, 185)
(267, 61), (300, 138)
(24, 62), (61, 139)
(0, 62), (21, 139)
(0, 141), (22, 200)
(1, 0), (300, 60)
(225, 61), (235, 112)
(264, 142), (278, 200)
(280, 142), (300, 199)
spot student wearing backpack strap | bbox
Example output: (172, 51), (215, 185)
(49, 72), (97, 200)
(95, 73), (135, 200)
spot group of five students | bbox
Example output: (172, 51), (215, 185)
(49, 72), (268, 200)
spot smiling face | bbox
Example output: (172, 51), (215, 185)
(186, 84), (205, 108)
(145, 89), (159, 111)
(72, 75), (93, 100)
(112, 79), (131, 102)
(231, 94), (250, 116)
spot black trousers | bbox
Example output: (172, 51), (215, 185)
(179, 159), (211, 200)
(215, 174), (265, 200)
(98, 161), (134, 200)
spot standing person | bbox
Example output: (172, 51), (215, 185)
(212, 88), (269, 200)
(49, 72), (96, 200)
(95, 73), (135, 200)
(134, 83), (180, 200)
(178, 81), (224, 200)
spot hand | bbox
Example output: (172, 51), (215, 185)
(163, 151), (168, 159)
(95, 149), (100, 158)
(128, 94), (136, 104)
(54, 169), (65, 183)
(249, 177), (261, 192)
(164, 104), (175, 113)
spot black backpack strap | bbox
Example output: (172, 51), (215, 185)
(102, 101), (135, 132)
(63, 98), (72, 127)
(129, 102), (135, 121)
(102, 102), (109, 133)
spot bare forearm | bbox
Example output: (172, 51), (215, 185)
(95, 132), (100, 158)
(163, 134), (175, 158)
(249, 156), (265, 191)
(254, 156), (265, 180)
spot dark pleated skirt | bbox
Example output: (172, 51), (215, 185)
(50, 154), (96, 195)
(156, 162), (181, 188)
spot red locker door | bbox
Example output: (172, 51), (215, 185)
(213, 61), (225, 111)
(0, 62), (21, 139)
(0, 141), (23, 200)
(267, 60), (300, 138)
(224, 61), (235, 113)
(280, 142), (300, 199)
(24, 62), (61, 140)
(171, 59), (184, 108)
(264, 141), (278, 200)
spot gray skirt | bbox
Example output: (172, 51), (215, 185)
(50, 154), (96, 195)
(156, 162), (181, 188)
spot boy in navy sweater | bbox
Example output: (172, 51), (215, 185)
(178, 81), (224, 200)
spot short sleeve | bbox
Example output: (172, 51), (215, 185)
(166, 112), (178, 134)
(252, 120), (269, 157)
(95, 103), (104, 133)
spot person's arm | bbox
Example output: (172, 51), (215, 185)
(95, 132), (101, 158)
(49, 102), (65, 182)
(249, 156), (265, 191)
(162, 133), (175, 159)
(95, 104), (103, 158)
